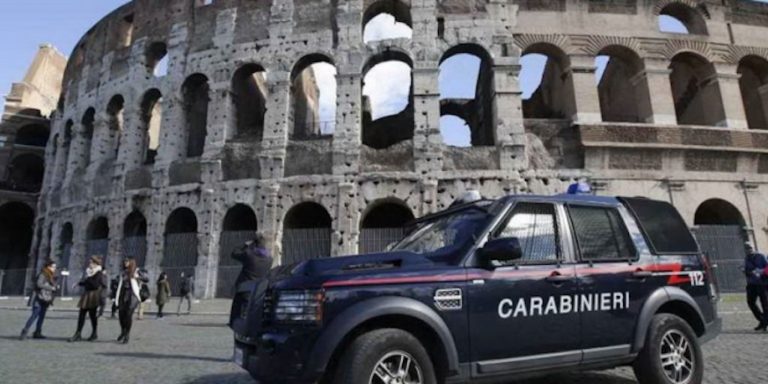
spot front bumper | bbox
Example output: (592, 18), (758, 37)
(235, 330), (322, 384)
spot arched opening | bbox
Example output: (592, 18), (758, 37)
(15, 124), (49, 147)
(0, 202), (34, 295)
(291, 55), (337, 139)
(85, 217), (109, 270)
(521, 43), (575, 120)
(595, 45), (653, 123)
(8, 154), (44, 192)
(439, 45), (495, 146)
(231, 64), (267, 140)
(738, 56), (768, 130)
(669, 52), (725, 126)
(360, 200), (414, 253)
(163, 208), (198, 295)
(106, 95), (125, 160)
(282, 202), (332, 265)
(439, 115), (471, 147)
(659, 3), (708, 35)
(58, 223), (74, 271)
(82, 108), (96, 167)
(692, 198), (748, 292)
(217, 204), (258, 297)
(123, 211), (147, 268)
(140, 89), (163, 164)
(363, 0), (412, 44)
(182, 74), (209, 157)
(146, 42), (169, 77)
(62, 120), (73, 176)
(694, 199), (745, 226)
(362, 52), (414, 149)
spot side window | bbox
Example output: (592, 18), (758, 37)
(496, 203), (560, 264)
(569, 205), (635, 262)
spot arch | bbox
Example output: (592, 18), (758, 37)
(145, 42), (168, 77)
(596, 45), (653, 123)
(738, 55), (768, 130)
(694, 199), (745, 226)
(669, 52), (725, 126)
(163, 207), (199, 294)
(181, 74), (209, 157)
(58, 222), (74, 270)
(0, 202), (35, 295)
(521, 43), (575, 120)
(8, 153), (44, 192)
(106, 95), (125, 159)
(15, 124), (49, 147)
(123, 211), (147, 267)
(363, 0), (412, 44)
(140, 89), (163, 164)
(291, 54), (337, 139)
(362, 51), (414, 149)
(360, 199), (415, 253)
(85, 216), (110, 269)
(231, 64), (267, 140)
(439, 44), (495, 147)
(82, 107), (96, 166)
(217, 203), (259, 297)
(658, 3), (708, 35)
(282, 202), (332, 265)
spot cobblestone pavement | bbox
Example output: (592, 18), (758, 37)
(0, 297), (766, 384)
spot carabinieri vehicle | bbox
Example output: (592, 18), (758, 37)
(230, 194), (721, 384)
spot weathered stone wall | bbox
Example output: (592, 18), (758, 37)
(36, 0), (768, 298)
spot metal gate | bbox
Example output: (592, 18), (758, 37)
(216, 230), (254, 298)
(282, 228), (331, 266)
(359, 228), (405, 254)
(122, 236), (147, 268)
(691, 225), (747, 293)
(86, 239), (109, 269)
(162, 233), (198, 296)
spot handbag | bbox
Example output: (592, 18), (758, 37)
(139, 283), (151, 302)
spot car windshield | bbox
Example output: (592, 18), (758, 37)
(391, 206), (495, 262)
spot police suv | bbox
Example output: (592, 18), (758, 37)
(230, 195), (721, 384)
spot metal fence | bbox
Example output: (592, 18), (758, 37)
(0, 268), (30, 296)
(122, 236), (148, 267)
(162, 233), (198, 296)
(691, 225), (748, 293)
(86, 239), (109, 268)
(359, 228), (406, 254)
(282, 228), (331, 265)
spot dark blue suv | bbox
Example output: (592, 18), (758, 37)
(230, 195), (721, 384)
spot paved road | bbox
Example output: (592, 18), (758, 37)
(0, 300), (765, 384)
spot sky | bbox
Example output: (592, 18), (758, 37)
(0, 2), (694, 147)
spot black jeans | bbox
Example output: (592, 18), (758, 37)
(76, 308), (98, 335)
(746, 284), (768, 325)
(118, 304), (137, 337)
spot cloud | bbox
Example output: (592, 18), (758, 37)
(364, 14), (413, 43)
(363, 61), (412, 120)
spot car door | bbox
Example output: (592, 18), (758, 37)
(468, 201), (581, 378)
(567, 203), (650, 361)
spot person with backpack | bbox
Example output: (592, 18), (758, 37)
(744, 242), (768, 331)
(68, 255), (106, 342)
(177, 272), (193, 315)
(115, 258), (149, 344)
(19, 260), (58, 340)
(156, 272), (171, 318)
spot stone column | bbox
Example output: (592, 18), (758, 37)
(412, 65), (443, 175)
(196, 190), (220, 299)
(118, 102), (145, 172)
(495, 56), (527, 170)
(568, 54), (602, 123)
(336, 182), (359, 255)
(260, 72), (291, 179)
(333, 69), (364, 175)
(65, 123), (88, 181)
(642, 58), (677, 125)
(714, 62), (748, 129)
(262, 184), (281, 264)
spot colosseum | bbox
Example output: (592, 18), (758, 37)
(26, 0), (768, 298)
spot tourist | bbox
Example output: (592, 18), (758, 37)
(156, 272), (171, 318)
(68, 256), (106, 342)
(137, 267), (149, 320)
(109, 275), (119, 318)
(232, 234), (273, 289)
(176, 272), (193, 315)
(115, 258), (149, 344)
(19, 260), (58, 340)
(744, 242), (768, 331)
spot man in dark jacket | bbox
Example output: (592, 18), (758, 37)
(232, 234), (273, 288)
(744, 242), (768, 331)
(177, 272), (193, 315)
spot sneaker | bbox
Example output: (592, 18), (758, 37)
(32, 332), (47, 340)
(19, 330), (28, 341)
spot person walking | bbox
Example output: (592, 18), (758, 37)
(176, 272), (193, 315)
(19, 260), (58, 340)
(156, 272), (171, 318)
(137, 268), (149, 320)
(68, 256), (106, 342)
(115, 258), (148, 344)
(744, 242), (768, 331)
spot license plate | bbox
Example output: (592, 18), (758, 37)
(233, 347), (244, 367)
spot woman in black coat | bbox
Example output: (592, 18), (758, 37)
(68, 255), (106, 342)
(115, 258), (148, 344)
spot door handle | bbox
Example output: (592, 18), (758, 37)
(629, 269), (653, 280)
(546, 271), (573, 284)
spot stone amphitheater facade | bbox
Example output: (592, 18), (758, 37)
(34, 0), (768, 297)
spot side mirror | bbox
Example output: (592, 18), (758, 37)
(478, 237), (523, 268)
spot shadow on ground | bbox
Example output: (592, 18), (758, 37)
(97, 352), (230, 363)
(183, 373), (254, 384)
(510, 372), (636, 384)
(175, 322), (229, 328)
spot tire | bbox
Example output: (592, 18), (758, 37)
(633, 314), (704, 384)
(333, 328), (438, 384)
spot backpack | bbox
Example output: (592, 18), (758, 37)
(139, 283), (151, 302)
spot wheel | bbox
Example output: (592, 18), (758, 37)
(333, 328), (437, 384)
(633, 314), (704, 384)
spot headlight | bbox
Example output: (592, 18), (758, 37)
(274, 290), (324, 324)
